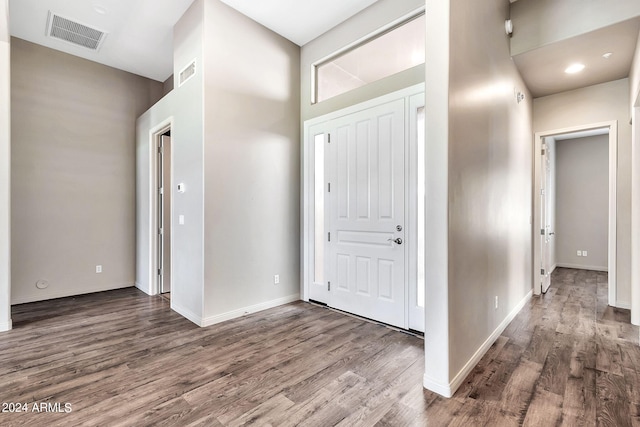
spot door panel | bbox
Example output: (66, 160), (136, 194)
(326, 99), (406, 328)
(159, 135), (172, 294)
(541, 139), (552, 293)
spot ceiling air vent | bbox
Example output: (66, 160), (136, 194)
(46, 12), (107, 51)
(179, 60), (196, 87)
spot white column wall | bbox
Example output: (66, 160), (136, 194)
(0, 0), (11, 331)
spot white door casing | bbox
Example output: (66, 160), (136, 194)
(540, 139), (552, 293)
(302, 84), (425, 331)
(532, 122), (617, 303)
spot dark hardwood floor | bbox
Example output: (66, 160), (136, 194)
(0, 268), (638, 426)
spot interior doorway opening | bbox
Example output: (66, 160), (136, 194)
(533, 122), (617, 305)
(153, 125), (172, 298)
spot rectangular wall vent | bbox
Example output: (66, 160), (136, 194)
(179, 60), (196, 87)
(46, 12), (107, 51)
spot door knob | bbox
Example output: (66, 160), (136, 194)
(388, 238), (403, 245)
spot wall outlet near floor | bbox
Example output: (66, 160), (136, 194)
(495, 296), (499, 309)
(274, 274), (280, 285)
(96, 265), (102, 273)
(577, 250), (582, 257)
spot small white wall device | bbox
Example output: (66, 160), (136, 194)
(505, 20), (513, 36)
(177, 183), (185, 193)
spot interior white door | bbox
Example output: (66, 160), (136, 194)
(159, 135), (172, 294)
(325, 99), (406, 328)
(540, 140), (552, 293)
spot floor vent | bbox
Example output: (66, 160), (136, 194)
(46, 12), (107, 51)
(179, 60), (196, 87)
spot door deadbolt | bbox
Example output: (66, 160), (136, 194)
(388, 238), (403, 245)
(396, 225), (403, 232)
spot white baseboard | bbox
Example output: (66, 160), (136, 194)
(616, 301), (631, 310)
(11, 283), (134, 305)
(0, 319), (12, 332)
(201, 294), (300, 327)
(171, 301), (203, 327)
(556, 263), (607, 272)
(135, 282), (151, 295)
(423, 374), (454, 398)
(426, 290), (533, 398)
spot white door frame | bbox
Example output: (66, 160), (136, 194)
(533, 121), (618, 305)
(632, 101), (640, 325)
(149, 120), (173, 296)
(301, 83), (425, 325)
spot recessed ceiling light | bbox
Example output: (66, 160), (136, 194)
(93, 4), (107, 14)
(602, 52), (613, 59)
(565, 63), (585, 74)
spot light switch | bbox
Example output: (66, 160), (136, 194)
(179, 215), (185, 225)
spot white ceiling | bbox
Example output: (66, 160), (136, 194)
(8, 0), (640, 98)
(218, 0), (379, 46)
(8, 0), (379, 82)
(9, 0), (196, 82)
(513, 18), (640, 98)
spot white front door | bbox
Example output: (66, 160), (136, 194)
(325, 99), (406, 328)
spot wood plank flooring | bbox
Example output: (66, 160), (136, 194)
(0, 267), (638, 426)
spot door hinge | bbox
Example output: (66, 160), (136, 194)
(158, 268), (162, 276)
(159, 227), (163, 235)
(328, 183), (331, 193)
(540, 228), (545, 235)
(541, 148), (546, 156)
(158, 146), (163, 154)
(328, 232), (331, 242)
(159, 187), (164, 195)
(540, 268), (545, 276)
(328, 134), (331, 143)
(328, 281), (331, 291)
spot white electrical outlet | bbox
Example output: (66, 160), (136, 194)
(274, 274), (280, 285)
(583, 250), (588, 257)
(495, 296), (498, 309)
(577, 250), (582, 257)
(96, 265), (102, 273)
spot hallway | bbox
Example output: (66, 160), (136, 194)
(443, 268), (640, 425)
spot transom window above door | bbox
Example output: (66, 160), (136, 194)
(313, 12), (425, 104)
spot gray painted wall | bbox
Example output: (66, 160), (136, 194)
(11, 38), (163, 304)
(556, 135), (609, 270)
(631, 30), (640, 324)
(510, 0), (640, 56)
(632, 31), (640, 106)
(533, 79), (632, 307)
(136, 0), (301, 325)
(447, 0), (532, 380)
(0, 0), (10, 330)
(424, 0), (533, 395)
(202, 0), (301, 320)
